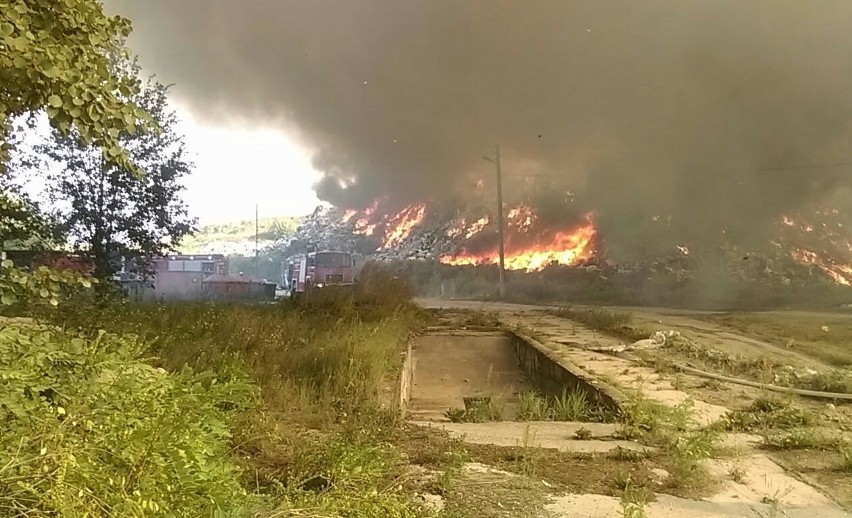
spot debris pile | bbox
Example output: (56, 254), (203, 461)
(282, 203), (852, 294)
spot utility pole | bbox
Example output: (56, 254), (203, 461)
(483, 144), (506, 299)
(254, 204), (259, 277)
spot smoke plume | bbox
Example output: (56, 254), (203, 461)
(110, 0), (852, 259)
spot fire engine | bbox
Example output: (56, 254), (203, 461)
(286, 250), (355, 296)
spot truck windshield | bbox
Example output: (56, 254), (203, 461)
(315, 252), (351, 267)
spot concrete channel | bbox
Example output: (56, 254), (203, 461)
(397, 328), (626, 420)
(397, 328), (648, 454)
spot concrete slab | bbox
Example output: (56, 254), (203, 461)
(408, 333), (536, 421)
(705, 454), (841, 510)
(545, 492), (851, 518)
(410, 421), (651, 453)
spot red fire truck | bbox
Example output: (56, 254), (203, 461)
(286, 250), (355, 296)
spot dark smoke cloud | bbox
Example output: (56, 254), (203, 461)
(109, 0), (852, 259)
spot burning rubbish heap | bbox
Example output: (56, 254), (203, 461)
(289, 200), (597, 272)
(285, 198), (852, 301)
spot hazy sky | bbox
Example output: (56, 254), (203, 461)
(111, 0), (852, 257)
(173, 108), (322, 224)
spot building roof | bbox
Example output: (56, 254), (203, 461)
(203, 273), (274, 284)
(162, 254), (227, 261)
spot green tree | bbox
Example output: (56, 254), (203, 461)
(0, 0), (150, 171)
(37, 74), (196, 282)
(0, 190), (59, 249)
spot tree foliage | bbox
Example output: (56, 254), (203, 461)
(38, 71), (196, 281)
(0, 189), (58, 248)
(0, 0), (150, 171)
(0, 256), (92, 308)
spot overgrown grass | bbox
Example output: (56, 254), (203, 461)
(21, 263), (431, 516)
(0, 322), (257, 516)
(550, 306), (650, 342)
(619, 475), (650, 518)
(661, 333), (852, 394)
(618, 397), (720, 494)
(759, 428), (845, 451)
(517, 389), (615, 422)
(842, 446), (852, 473)
(445, 398), (506, 423)
(722, 397), (814, 432)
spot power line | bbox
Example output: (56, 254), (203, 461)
(496, 159), (852, 180)
(754, 161), (852, 172)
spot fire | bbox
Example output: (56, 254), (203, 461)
(507, 205), (536, 233)
(354, 219), (377, 236)
(446, 220), (464, 238)
(791, 248), (852, 285)
(350, 202), (380, 235)
(780, 209), (852, 286)
(440, 218), (596, 272)
(381, 204), (427, 250)
(465, 216), (490, 239)
(341, 210), (357, 223)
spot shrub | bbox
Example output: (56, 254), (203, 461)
(722, 398), (813, 432)
(0, 322), (255, 516)
(517, 391), (550, 421)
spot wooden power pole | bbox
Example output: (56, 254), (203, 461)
(483, 145), (506, 299)
(254, 204), (259, 276)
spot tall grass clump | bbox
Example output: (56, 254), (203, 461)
(516, 389), (614, 422)
(0, 322), (256, 516)
(619, 397), (720, 493)
(551, 307), (649, 342)
(52, 262), (423, 418)
(36, 262), (428, 515)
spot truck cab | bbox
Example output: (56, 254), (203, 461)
(289, 250), (354, 295)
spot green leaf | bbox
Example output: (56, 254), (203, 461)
(48, 95), (63, 108)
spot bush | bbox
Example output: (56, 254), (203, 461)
(0, 322), (255, 516)
(722, 398), (813, 432)
(35, 284), (427, 516)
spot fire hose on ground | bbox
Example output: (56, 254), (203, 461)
(612, 350), (852, 401)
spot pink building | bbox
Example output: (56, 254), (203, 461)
(139, 254), (229, 300)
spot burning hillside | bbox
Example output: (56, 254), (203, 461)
(777, 209), (852, 285)
(439, 215), (596, 272)
(284, 196), (852, 298)
(294, 200), (599, 272)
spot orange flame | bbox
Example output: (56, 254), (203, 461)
(441, 218), (596, 272)
(351, 202), (380, 235)
(507, 205), (536, 233)
(354, 218), (377, 236)
(381, 204), (427, 250)
(791, 248), (852, 285)
(341, 210), (357, 223)
(446, 219), (465, 238)
(465, 216), (490, 239)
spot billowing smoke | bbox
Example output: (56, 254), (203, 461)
(110, 0), (852, 260)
